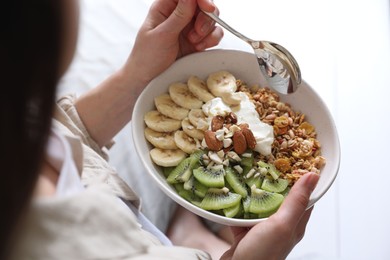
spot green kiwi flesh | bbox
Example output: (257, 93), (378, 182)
(166, 150), (204, 184)
(261, 178), (289, 193)
(193, 166), (225, 188)
(223, 201), (242, 218)
(225, 167), (248, 198)
(249, 188), (284, 216)
(200, 188), (242, 210)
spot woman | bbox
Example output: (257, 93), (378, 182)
(0, 0), (319, 259)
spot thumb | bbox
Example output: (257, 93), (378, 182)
(275, 172), (319, 224)
(162, 0), (197, 34)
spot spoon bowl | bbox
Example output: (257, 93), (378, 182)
(204, 11), (302, 94)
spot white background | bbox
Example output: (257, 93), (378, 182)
(59, 1), (390, 259)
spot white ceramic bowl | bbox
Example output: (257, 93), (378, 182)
(132, 49), (340, 226)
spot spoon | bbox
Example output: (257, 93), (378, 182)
(203, 11), (302, 94)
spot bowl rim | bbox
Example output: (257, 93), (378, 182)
(132, 48), (340, 226)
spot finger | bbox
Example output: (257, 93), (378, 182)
(193, 26), (224, 50)
(276, 172), (319, 225)
(197, 0), (216, 13)
(294, 206), (314, 243)
(230, 227), (250, 241)
(189, 6), (219, 43)
(161, 0), (197, 35)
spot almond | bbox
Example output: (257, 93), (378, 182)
(204, 130), (223, 151)
(211, 115), (224, 131)
(232, 130), (247, 154)
(225, 112), (238, 124)
(242, 128), (257, 149)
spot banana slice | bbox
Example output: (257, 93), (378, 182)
(187, 75), (215, 102)
(144, 127), (178, 149)
(188, 108), (209, 131)
(181, 117), (204, 141)
(169, 82), (203, 109)
(221, 92), (242, 106)
(150, 148), (187, 167)
(207, 70), (237, 98)
(174, 130), (199, 154)
(155, 94), (189, 120)
(144, 110), (181, 132)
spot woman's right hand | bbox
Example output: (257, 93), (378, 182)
(221, 172), (319, 260)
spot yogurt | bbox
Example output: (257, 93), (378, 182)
(202, 93), (274, 156)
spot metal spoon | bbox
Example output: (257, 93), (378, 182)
(204, 11), (302, 94)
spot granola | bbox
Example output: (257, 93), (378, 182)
(237, 80), (326, 185)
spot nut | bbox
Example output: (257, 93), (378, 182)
(232, 130), (247, 154)
(225, 112), (238, 124)
(242, 128), (257, 149)
(211, 115), (224, 131)
(204, 130), (223, 151)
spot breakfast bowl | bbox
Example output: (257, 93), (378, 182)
(132, 49), (340, 226)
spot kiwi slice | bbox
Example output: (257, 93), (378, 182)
(200, 188), (242, 210)
(280, 186), (291, 197)
(193, 166), (225, 188)
(163, 166), (175, 178)
(225, 166), (248, 198)
(261, 178), (289, 193)
(249, 187), (284, 217)
(245, 175), (263, 189)
(184, 176), (208, 198)
(175, 183), (202, 205)
(240, 155), (254, 174)
(223, 202), (242, 218)
(258, 161), (281, 180)
(167, 151), (204, 184)
(242, 196), (251, 213)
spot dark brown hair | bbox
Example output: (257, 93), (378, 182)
(0, 1), (64, 258)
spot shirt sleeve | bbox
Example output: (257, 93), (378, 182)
(54, 93), (114, 161)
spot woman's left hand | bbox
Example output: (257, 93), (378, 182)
(125, 0), (223, 86)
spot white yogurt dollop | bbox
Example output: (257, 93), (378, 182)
(231, 93), (274, 156)
(202, 97), (231, 117)
(202, 93), (274, 156)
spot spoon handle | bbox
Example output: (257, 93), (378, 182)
(203, 11), (253, 44)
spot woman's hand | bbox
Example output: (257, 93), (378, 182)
(125, 0), (224, 86)
(221, 172), (320, 260)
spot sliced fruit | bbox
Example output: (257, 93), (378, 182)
(154, 94), (189, 120)
(223, 202), (242, 218)
(206, 70), (237, 97)
(225, 166), (248, 198)
(162, 166), (175, 178)
(149, 148), (187, 167)
(183, 176), (208, 198)
(144, 110), (181, 132)
(240, 154), (254, 169)
(242, 196), (251, 213)
(188, 108), (208, 131)
(175, 183), (202, 205)
(258, 161), (281, 180)
(169, 82), (203, 109)
(261, 178), (289, 193)
(187, 75), (215, 102)
(181, 117), (204, 140)
(200, 188), (242, 210)
(193, 166), (225, 188)
(144, 127), (177, 150)
(166, 150), (203, 184)
(249, 187), (284, 217)
(174, 130), (199, 154)
(245, 175), (263, 189)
